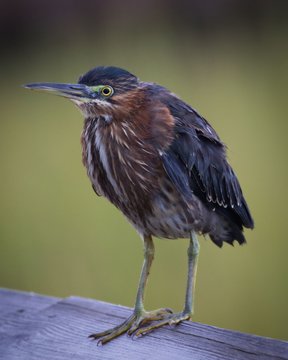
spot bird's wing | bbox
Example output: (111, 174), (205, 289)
(161, 97), (254, 229)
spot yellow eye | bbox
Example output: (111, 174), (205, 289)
(101, 86), (114, 97)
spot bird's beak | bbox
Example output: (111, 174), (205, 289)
(24, 82), (95, 101)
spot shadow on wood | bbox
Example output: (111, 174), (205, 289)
(0, 288), (287, 360)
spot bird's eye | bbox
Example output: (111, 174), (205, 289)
(101, 86), (114, 97)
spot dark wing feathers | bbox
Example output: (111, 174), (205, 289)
(161, 151), (193, 203)
(162, 97), (254, 231)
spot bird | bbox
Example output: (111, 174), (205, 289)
(25, 66), (254, 345)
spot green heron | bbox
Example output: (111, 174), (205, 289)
(25, 66), (254, 345)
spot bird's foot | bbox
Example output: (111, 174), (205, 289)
(132, 311), (192, 338)
(89, 307), (173, 345)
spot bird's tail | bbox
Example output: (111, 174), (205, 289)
(209, 215), (246, 247)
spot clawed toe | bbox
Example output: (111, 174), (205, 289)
(89, 309), (191, 344)
(89, 314), (137, 345)
(127, 308), (173, 335)
(133, 312), (191, 338)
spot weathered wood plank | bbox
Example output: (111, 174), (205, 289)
(68, 296), (288, 359)
(0, 289), (287, 360)
(0, 288), (58, 316)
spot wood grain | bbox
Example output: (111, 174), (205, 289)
(0, 288), (287, 360)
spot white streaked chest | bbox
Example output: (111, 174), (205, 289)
(94, 128), (122, 196)
(82, 118), (126, 199)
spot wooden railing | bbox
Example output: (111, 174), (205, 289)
(0, 288), (287, 359)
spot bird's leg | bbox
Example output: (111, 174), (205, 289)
(134, 234), (155, 315)
(133, 232), (200, 337)
(183, 231), (200, 316)
(89, 235), (172, 344)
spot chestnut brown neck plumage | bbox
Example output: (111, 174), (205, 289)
(81, 84), (175, 227)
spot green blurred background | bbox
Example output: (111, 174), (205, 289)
(0, 0), (287, 341)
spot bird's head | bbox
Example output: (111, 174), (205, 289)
(25, 66), (142, 120)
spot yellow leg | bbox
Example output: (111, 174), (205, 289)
(89, 235), (172, 345)
(132, 232), (200, 338)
